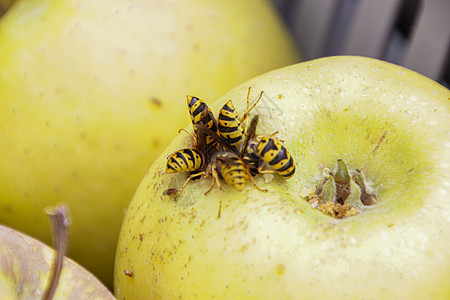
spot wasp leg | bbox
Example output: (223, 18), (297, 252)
(249, 174), (268, 193)
(268, 131), (279, 138)
(204, 174), (216, 196)
(257, 165), (278, 175)
(175, 171), (205, 200)
(203, 164), (223, 218)
(212, 166), (224, 219)
(255, 131), (280, 142)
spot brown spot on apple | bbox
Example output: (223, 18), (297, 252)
(149, 97), (162, 108)
(1, 205), (12, 213)
(124, 270), (133, 278)
(372, 131), (388, 155)
(153, 139), (160, 148)
(239, 244), (249, 253)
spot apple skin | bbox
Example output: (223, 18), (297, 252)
(0, 0), (299, 286)
(114, 56), (450, 299)
(0, 224), (115, 300)
(0, 0), (14, 15)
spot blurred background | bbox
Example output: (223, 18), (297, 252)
(271, 0), (449, 87)
(1, 0), (448, 87)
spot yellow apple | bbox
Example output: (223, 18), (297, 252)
(0, 0), (300, 286)
(0, 223), (115, 299)
(114, 56), (450, 299)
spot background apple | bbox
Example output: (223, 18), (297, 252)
(0, 0), (14, 16)
(114, 56), (449, 299)
(0, 0), (300, 286)
(0, 223), (115, 299)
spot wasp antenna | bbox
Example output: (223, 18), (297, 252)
(178, 128), (196, 140)
(268, 131), (279, 137)
(240, 89), (264, 124)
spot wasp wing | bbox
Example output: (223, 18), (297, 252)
(195, 123), (238, 154)
(240, 115), (259, 159)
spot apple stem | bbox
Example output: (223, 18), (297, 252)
(43, 204), (71, 300)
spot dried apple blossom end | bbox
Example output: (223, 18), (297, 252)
(352, 169), (378, 206)
(306, 159), (377, 219)
(314, 168), (332, 196)
(334, 159), (351, 201)
(346, 179), (364, 210)
(322, 176), (336, 203)
(334, 159), (350, 184)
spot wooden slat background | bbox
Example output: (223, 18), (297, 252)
(273, 0), (449, 86)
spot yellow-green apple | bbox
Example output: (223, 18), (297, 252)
(0, 0), (300, 286)
(0, 223), (115, 299)
(114, 56), (450, 299)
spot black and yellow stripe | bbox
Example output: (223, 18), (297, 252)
(216, 153), (250, 191)
(217, 100), (245, 149)
(255, 137), (295, 178)
(166, 148), (205, 174)
(243, 144), (263, 176)
(186, 95), (218, 146)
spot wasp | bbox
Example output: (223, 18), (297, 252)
(166, 88), (294, 218)
(165, 116), (212, 194)
(197, 119), (267, 218)
(250, 136), (296, 179)
(217, 100), (245, 149)
(165, 147), (207, 195)
(239, 113), (296, 179)
(166, 115), (266, 218)
(166, 94), (222, 189)
(217, 88), (263, 151)
(186, 95), (218, 148)
(166, 148), (205, 175)
(170, 87), (262, 186)
(213, 153), (251, 192)
(166, 135), (265, 218)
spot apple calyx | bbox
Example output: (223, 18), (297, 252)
(307, 159), (377, 218)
